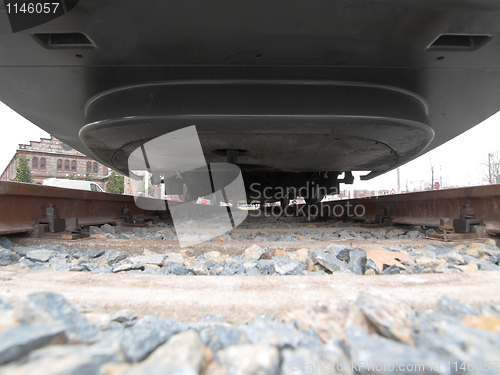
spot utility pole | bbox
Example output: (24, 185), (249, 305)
(397, 168), (400, 194)
(489, 153), (493, 184)
(431, 166), (434, 190)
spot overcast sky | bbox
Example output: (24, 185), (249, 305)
(1, 99), (499, 191)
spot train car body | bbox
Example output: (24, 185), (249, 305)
(1, 0), (500, 201)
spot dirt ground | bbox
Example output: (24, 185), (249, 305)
(1, 267), (499, 324)
(3, 223), (498, 324)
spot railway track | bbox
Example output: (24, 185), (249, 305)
(1, 180), (499, 241)
(1, 181), (500, 374)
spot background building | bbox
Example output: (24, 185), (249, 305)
(1, 136), (109, 188)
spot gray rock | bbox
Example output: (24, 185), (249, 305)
(436, 295), (480, 318)
(41, 244), (70, 254)
(100, 223), (116, 234)
(204, 259), (220, 270)
(80, 249), (104, 259)
(49, 257), (71, 272)
(346, 250), (366, 275)
(147, 233), (164, 241)
(243, 244), (265, 260)
(164, 262), (190, 275)
(242, 261), (257, 270)
(326, 243), (351, 253)
(309, 248), (327, 263)
(91, 265), (113, 273)
(88, 226), (102, 235)
(16, 257), (46, 270)
(1, 354), (103, 375)
(164, 252), (185, 263)
(132, 227), (148, 237)
(354, 293), (413, 343)
(365, 259), (380, 274)
(129, 254), (166, 266)
(110, 310), (138, 324)
(413, 311), (500, 362)
(220, 261), (246, 276)
(385, 229), (405, 239)
(477, 260), (500, 271)
(0, 323), (66, 365)
(120, 329), (168, 363)
(346, 327), (449, 375)
(119, 315), (183, 362)
(26, 250), (55, 263)
(434, 263), (461, 274)
(406, 230), (421, 239)
(0, 248), (20, 266)
(406, 264), (425, 274)
(113, 263), (145, 273)
(245, 267), (262, 276)
(126, 363), (197, 375)
(272, 256), (303, 275)
(15, 292), (99, 343)
(243, 315), (322, 350)
(103, 250), (127, 265)
(489, 255), (500, 265)
(338, 230), (355, 240)
(124, 331), (207, 375)
(189, 260), (210, 275)
(382, 264), (405, 275)
(315, 254), (345, 273)
(257, 260), (275, 275)
(426, 245), (456, 257)
(425, 228), (437, 236)
(0, 237), (17, 250)
(0, 299), (12, 311)
(280, 345), (352, 375)
(336, 249), (351, 263)
(77, 260), (107, 272)
(216, 344), (280, 375)
(26, 342), (121, 367)
(442, 251), (464, 265)
(70, 265), (89, 272)
(196, 323), (243, 353)
(461, 255), (482, 265)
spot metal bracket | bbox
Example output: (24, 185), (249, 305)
(36, 204), (66, 233)
(452, 204), (483, 233)
(363, 207), (392, 227)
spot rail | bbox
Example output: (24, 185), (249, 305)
(0, 181), (155, 235)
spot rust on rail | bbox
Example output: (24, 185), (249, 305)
(320, 184), (500, 235)
(0, 181), (161, 235)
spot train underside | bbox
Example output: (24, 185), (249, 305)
(1, 0), (500, 203)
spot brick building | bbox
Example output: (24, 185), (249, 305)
(1, 136), (109, 189)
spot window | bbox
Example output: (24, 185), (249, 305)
(86, 162), (91, 173)
(32, 157), (38, 170)
(93, 162), (98, 174)
(40, 158), (46, 170)
(57, 159), (62, 171)
(71, 160), (77, 172)
(64, 160), (69, 171)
